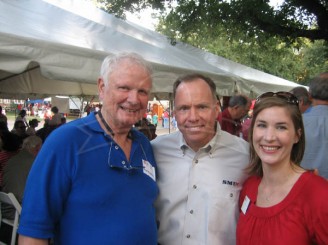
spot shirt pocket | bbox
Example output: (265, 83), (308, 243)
(208, 185), (240, 232)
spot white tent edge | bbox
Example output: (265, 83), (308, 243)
(0, 0), (304, 101)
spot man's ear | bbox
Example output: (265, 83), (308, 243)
(214, 101), (220, 116)
(98, 78), (105, 101)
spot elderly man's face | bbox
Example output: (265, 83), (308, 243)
(98, 59), (152, 130)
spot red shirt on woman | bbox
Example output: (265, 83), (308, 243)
(237, 172), (328, 245)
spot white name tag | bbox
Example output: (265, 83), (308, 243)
(143, 159), (156, 181)
(241, 195), (251, 215)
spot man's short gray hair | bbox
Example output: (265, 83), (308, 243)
(289, 86), (311, 105)
(309, 72), (328, 101)
(100, 52), (153, 86)
(228, 95), (249, 107)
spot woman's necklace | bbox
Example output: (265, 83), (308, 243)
(263, 190), (275, 202)
(259, 173), (294, 202)
(258, 184), (276, 202)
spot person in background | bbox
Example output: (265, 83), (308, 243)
(0, 121), (9, 137)
(134, 118), (157, 140)
(170, 115), (177, 130)
(146, 112), (152, 123)
(84, 96), (95, 116)
(152, 113), (158, 127)
(289, 86), (312, 113)
(48, 106), (61, 126)
(0, 132), (21, 189)
(15, 109), (29, 128)
(152, 74), (249, 244)
(0, 106), (8, 127)
(26, 119), (40, 136)
(217, 94), (251, 137)
(2, 135), (42, 219)
(162, 109), (169, 128)
(11, 120), (28, 143)
(237, 92), (328, 245)
(301, 72), (328, 179)
(18, 53), (158, 245)
(35, 119), (54, 143)
(241, 100), (256, 142)
(60, 117), (67, 125)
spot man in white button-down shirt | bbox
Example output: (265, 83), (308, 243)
(152, 74), (250, 245)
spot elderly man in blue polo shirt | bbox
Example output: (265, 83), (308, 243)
(18, 53), (158, 245)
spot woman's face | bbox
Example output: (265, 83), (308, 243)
(252, 106), (299, 168)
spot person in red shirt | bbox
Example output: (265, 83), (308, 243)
(237, 92), (328, 245)
(217, 94), (251, 137)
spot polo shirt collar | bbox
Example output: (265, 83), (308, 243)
(84, 112), (136, 140)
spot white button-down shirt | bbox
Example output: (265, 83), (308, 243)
(152, 126), (249, 245)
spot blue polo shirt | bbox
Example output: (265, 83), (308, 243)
(18, 112), (158, 244)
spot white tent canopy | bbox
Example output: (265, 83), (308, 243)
(0, 0), (301, 100)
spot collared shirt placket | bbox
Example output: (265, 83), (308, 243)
(182, 149), (208, 244)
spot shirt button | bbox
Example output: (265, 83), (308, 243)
(230, 193), (233, 197)
(190, 210), (193, 214)
(193, 185), (197, 189)
(195, 160), (198, 163)
(115, 146), (119, 150)
(122, 161), (126, 165)
(186, 234), (191, 238)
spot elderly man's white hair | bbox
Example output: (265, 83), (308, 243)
(100, 52), (153, 86)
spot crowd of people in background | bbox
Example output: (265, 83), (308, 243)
(0, 52), (327, 245)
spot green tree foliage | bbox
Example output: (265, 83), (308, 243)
(96, 0), (328, 84)
(96, 0), (328, 42)
(156, 8), (327, 84)
(94, 0), (163, 18)
(300, 40), (328, 82)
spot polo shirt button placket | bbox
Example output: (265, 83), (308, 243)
(122, 160), (128, 169)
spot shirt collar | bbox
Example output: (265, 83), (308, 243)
(85, 112), (135, 140)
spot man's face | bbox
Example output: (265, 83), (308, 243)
(98, 60), (152, 130)
(174, 79), (219, 151)
(235, 103), (250, 120)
